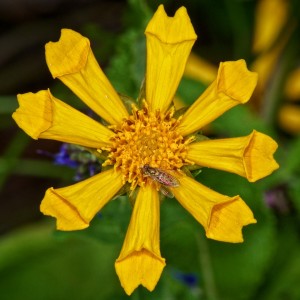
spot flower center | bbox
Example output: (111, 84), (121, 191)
(102, 103), (193, 190)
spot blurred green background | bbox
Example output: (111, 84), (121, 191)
(1, 0), (300, 299)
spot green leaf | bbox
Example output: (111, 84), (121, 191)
(282, 136), (300, 177)
(176, 77), (208, 106)
(125, 0), (152, 28)
(212, 105), (271, 137)
(0, 223), (124, 300)
(253, 217), (300, 300)
(287, 180), (300, 219)
(161, 200), (201, 272)
(3, 158), (74, 179)
(0, 96), (18, 114)
(207, 216), (276, 300)
(261, 250), (300, 300)
(106, 29), (146, 98)
(106, 1), (152, 100)
(0, 132), (30, 189)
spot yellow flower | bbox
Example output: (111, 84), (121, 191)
(12, 5), (279, 295)
(278, 104), (300, 134)
(284, 67), (300, 101)
(279, 67), (300, 134)
(251, 0), (292, 109)
(252, 0), (289, 54)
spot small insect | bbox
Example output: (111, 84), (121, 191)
(141, 164), (180, 198)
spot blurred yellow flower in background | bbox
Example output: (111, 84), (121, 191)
(252, 0), (289, 54)
(246, 0), (300, 135)
(279, 67), (300, 134)
(12, 5), (279, 295)
(183, 0), (299, 136)
(251, 0), (291, 107)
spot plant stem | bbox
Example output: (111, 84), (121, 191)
(195, 233), (219, 300)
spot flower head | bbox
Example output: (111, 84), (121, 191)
(12, 5), (279, 295)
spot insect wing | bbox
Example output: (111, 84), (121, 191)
(160, 186), (174, 198)
(157, 169), (180, 187)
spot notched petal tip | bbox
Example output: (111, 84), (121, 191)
(40, 170), (124, 231)
(145, 5), (197, 113)
(45, 29), (90, 78)
(186, 131), (279, 182)
(244, 130), (279, 182)
(115, 250), (166, 295)
(145, 4), (197, 44)
(217, 59), (258, 104)
(12, 90), (52, 140)
(206, 196), (257, 243)
(115, 186), (165, 295)
(40, 187), (89, 231)
(172, 177), (256, 243)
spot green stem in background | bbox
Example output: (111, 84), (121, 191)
(0, 131), (30, 189)
(195, 233), (219, 300)
(9, 158), (74, 180)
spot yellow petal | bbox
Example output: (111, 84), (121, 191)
(187, 130), (279, 182)
(115, 185), (165, 295)
(184, 52), (218, 84)
(252, 36), (289, 94)
(145, 5), (197, 113)
(243, 131), (279, 181)
(12, 90), (113, 148)
(284, 67), (300, 101)
(40, 169), (124, 230)
(171, 176), (256, 243)
(177, 60), (258, 136)
(45, 29), (128, 125)
(253, 0), (289, 54)
(173, 95), (186, 110)
(278, 104), (300, 134)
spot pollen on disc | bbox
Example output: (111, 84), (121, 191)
(101, 103), (193, 190)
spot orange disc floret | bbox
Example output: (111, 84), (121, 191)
(102, 103), (193, 190)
